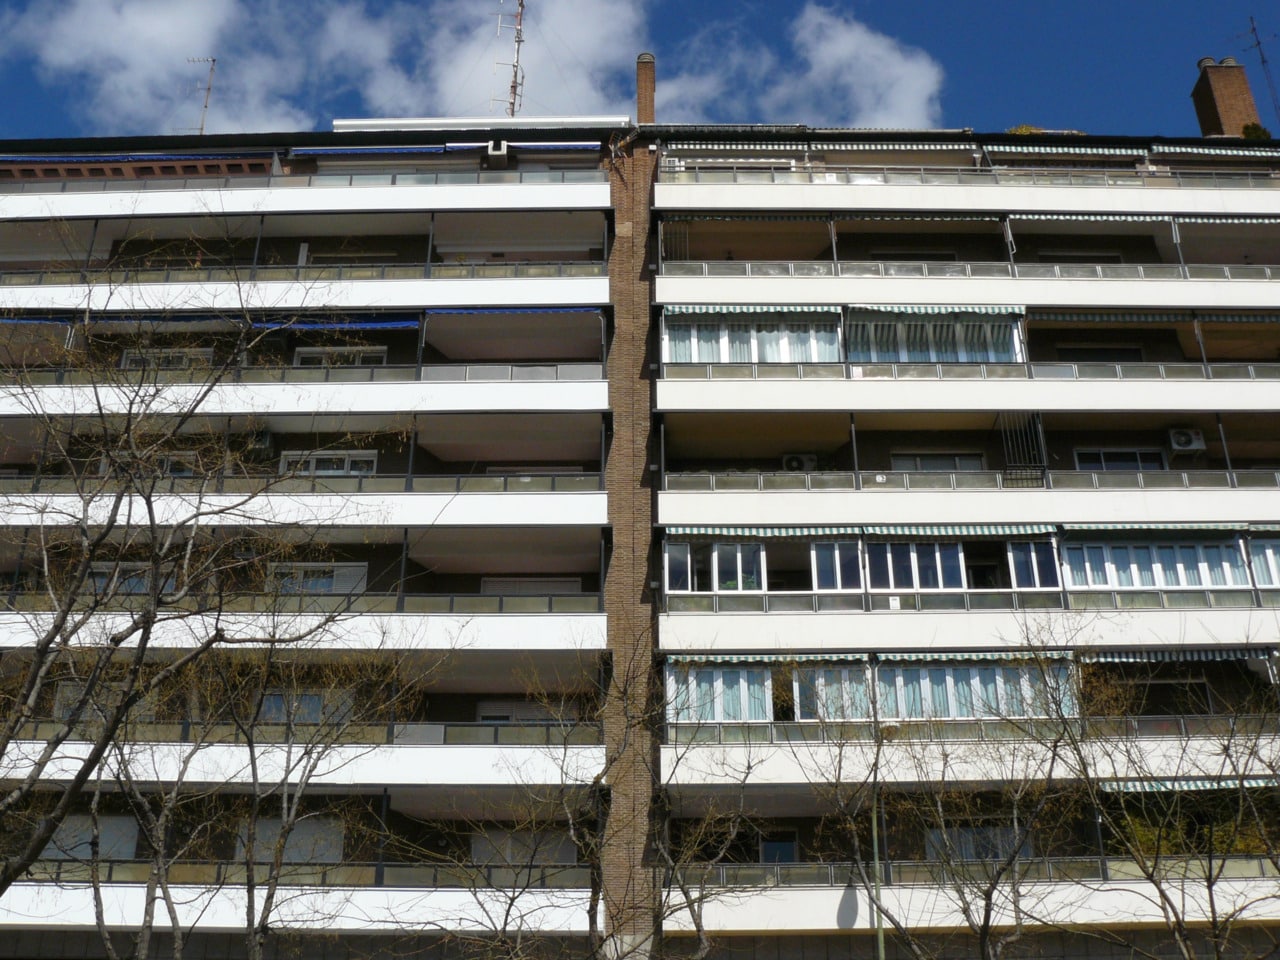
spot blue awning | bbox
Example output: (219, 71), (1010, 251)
(290, 146), (445, 157)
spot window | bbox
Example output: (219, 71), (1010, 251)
(890, 453), (985, 472)
(280, 451), (377, 477)
(926, 825), (1030, 861)
(270, 563), (368, 595)
(121, 348), (214, 370)
(794, 664), (870, 720)
(89, 562), (176, 596)
(760, 830), (798, 864)
(847, 314), (1021, 364)
(812, 542), (861, 591)
(874, 662), (1074, 720)
(665, 317), (841, 364)
(54, 680), (156, 724)
(866, 541), (965, 591)
(1074, 449), (1166, 471)
(665, 543), (764, 592)
(1250, 540), (1280, 587)
(1008, 541), (1060, 589)
(668, 666), (772, 723)
(259, 689), (349, 724)
(293, 347), (387, 367)
(239, 816), (343, 863)
(157, 453), (199, 477)
(1062, 542), (1249, 590)
(42, 814), (139, 861)
(472, 828), (578, 865)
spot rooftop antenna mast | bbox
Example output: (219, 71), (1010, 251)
(493, 0), (526, 117)
(188, 57), (217, 135)
(1242, 17), (1280, 130)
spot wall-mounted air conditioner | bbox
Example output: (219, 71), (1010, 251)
(781, 453), (818, 472)
(1167, 428), (1206, 454)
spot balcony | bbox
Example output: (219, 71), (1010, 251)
(664, 468), (1280, 492)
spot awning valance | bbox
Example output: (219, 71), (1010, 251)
(1008, 213), (1169, 223)
(986, 144), (1148, 157)
(878, 650), (1071, 663)
(838, 214), (1001, 223)
(665, 141), (807, 153)
(663, 214), (829, 223)
(1061, 523), (1240, 532)
(817, 142), (977, 152)
(1175, 216), (1280, 225)
(1151, 143), (1280, 158)
(666, 653), (868, 664)
(665, 526), (861, 538)
(291, 146), (445, 157)
(862, 524), (1055, 538)
(1100, 778), (1280, 793)
(1082, 647), (1275, 663)
(850, 304), (1024, 317)
(663, 305), (842, 316)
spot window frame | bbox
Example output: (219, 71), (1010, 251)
(1062, 541), (1249, 591)
(1073, 448), (1167, 472)
(280, 450), (377, 477)
(810, 540), (862, 592)
(846, 314), (1024, 364)
(269, 562), (368, 595)
(1250, 539), (1280, 587)
(664, 542), (766, 593)
(663, 317), (843, 365)
(120, 347), (214, 370)
(865, 541), (966, 592)
(873, 661), (1074, 721)
(666, 665), (773, 723)
(292, 346), (388, 368)
(889, 452), (986, 473)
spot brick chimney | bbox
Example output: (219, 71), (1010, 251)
(1192, 56), (1263, 137)
(636, 53), (655, 124)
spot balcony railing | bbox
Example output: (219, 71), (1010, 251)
(664, 469), (1280, 492)
(662, 260), (1280, 281)
(658, 164), (1280, 190)
(674, 855), (1280, 888)
(0, 261), (606, 287)
(15, 361), (605, 386)
(661, 360), (1280, 381)
(26, 859), (593, 888)
(666, 714), (1280, 745)
(14, 719), (601, 747)
(8, 472), (603, 496)
(1, 591), (604, 614)
(0, 168), (608, 195)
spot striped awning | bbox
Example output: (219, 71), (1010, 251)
(985, 144), (1148, 157)
(839, 214), (1001, 223)
(664, 214), (829, 222)
(1175, 215), (1280, 225)
(862, 524), (1056, 538)
(1250, 524), (1280, 533)
(878, 650), (1072, 663)
(1060, 522), (1240, 532)
(1008, 213), (1170, 223)
(849, 304), (1024, 317)
(665, 526), (861, 538)
(663, 304), (842, 316)
(817, 142), (977, 152)
(1100, 778), (1280, 793)
(1151, 143), (1280, 158)
(666, 652), (867, 664)
(665, 141), (807, 153)
(1083, 647), (1275, 663)
(1034, 310), (1280, 324)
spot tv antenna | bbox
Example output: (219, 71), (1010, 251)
(1241, 17), (1280, 130)
(492, 0), (525, 117)
(188, 57), (217, 135)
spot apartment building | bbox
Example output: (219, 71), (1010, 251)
(0, 52), (1277, 960)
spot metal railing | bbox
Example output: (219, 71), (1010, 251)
(666, 714), (1280, 746)
(15, 362), (605, 386)
(661, 360), (1280, 381)
(675, 854), (1279, 888)
(658, 165), (1280, 190)
(25, 859), (593, 888)
(662, 260), (1280, 281)
(0, 168), (608, 195)
(0, 591), (603, 615)
(0, 261), (606, 287)
(664, 591), (1065, 614)
(8, 472), (602, 496)
(663, 469), (1280, 492)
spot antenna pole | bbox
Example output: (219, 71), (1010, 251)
(495, 0), (525, 117)
(1245, 17), (1280, 130)
(188, 57), (217, 136)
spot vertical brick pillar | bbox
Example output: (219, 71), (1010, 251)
(636, 54), (656, 126)
(602, 129), (658, 959)
(1191, 57), (1263, 137)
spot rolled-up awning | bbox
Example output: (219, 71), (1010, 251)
(863, 524), (1055, 538)
(665, 526), (861, 538)
(666, 652), (867, 664)
(1082, 647), (1275, 663)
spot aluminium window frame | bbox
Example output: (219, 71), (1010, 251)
(1073, 448), (1168, 472)
(664, 541), (767, 593)
(1061, 541), (1250, 591)
(292, 345), (388, 368)
(279, 450), (378, 477)
(662, 317), (843, 365)
(666, 664), (773, 723)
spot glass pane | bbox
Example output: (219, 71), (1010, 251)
(932, 322), (959, 362)
(813, 324), (841, 361)
(1226, 545), (1248, 585)
(1075, 451), (1105, 471)
(1010, 543), (1035, 588)
(1132, 547), (1156, 587)
(667, 544), (691, 591)
(1064, 546), (1088, 587)
(838, 542), (861, 589)
(1085, 546), (1109, 586)
(757, 324), (783, 363)
(796, 670), (818, 720)
(847, 322), (873, 362)
(1033, 542), (1059, 588)
(877, 670), (899, 718)
(903, 321), (931, 362)
(989, 323), (1016, 362)
(929, 668), (950, 717)
(717, 545), (739, 591)
(740, 545), (763, 590)
(952, 669), (975, 717)
(722, 671), (743, 721)
(978, 668), (999, 716)
(916, 543), (940, 589)
(728, 324), (752, 363)
(1180, 546), (1203, 586)
(890, 543), (915, 589)
(695, 670), (715, 722)
(1111, 547), (1133, 587)
(1252, 543), (1276, 586)
(814, 543), (837, 590)
(1157, 545), (1180, 586)
(1137, 451), (1165, 470)
(1002, 668), (1026, 716)
(939, 544), (964, 588)
(786, 325), (811, 363)
(872, 321), (898, 361)
(670, 671), (691, 722)
(822, 668), (844, 719)
(900, 669), (924, 717)
(1204, 546), (1228, 586)
(667, 324), (693, 363)
(747, 671), (769, 721)
(867, 543), (891, 589)
(696, 325), (721, 363)
(848, 670), (870, 718)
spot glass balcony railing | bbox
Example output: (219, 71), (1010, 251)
(0, 168), (608, 195)
(13, 362), (605, 386)
(663, 470), (1280, 492)
(12, 719), (602, 747)
(658, 164), (1280, 190)
(0, 591), (603, 614)
(672, 854), (1280, 888)
(25, 859), (593, 888)
(662, 260), (1280, 281)
(665, 714), (1279, 746)
(0, 261), (606, 287)
(661, 360), (1280, 381)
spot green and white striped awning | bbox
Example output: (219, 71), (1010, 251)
(1175, 215), (1280, 225)
(986, 144), (1149, 157)
(862, 524), (1056, 538)
(664, 214), (830, 222)
(1008, 213), (1170, 222)
(817, 141), (977, 152)
(663, 304), (842, 316)
(1033, 310), (1280, 324)
(878, 650), (1072, 663)
(849, 304), (1024, 316)
(1100, 778), (1280, 793)
(1250, 524), (1280, 533)
(666, 141), (808, 153)
(666, 652), (867, 664)
(665, 525), (861, 538)
(1083, 647), (1275, 663)
(1151, 143), (1280, 158)
(1061, 522), (1240, 532)
(840, 214), (1001, 223)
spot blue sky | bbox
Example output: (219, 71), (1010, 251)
(0, 0), (1273, 140)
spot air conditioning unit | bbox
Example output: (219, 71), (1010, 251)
(247, 430), (274, 454)
(1167, 428), (1206, 453)
(781, 453), (818, 472)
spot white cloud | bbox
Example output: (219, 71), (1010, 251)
(0, 0), (941, 135)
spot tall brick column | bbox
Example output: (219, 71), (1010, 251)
(601, 102), (659, 959)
